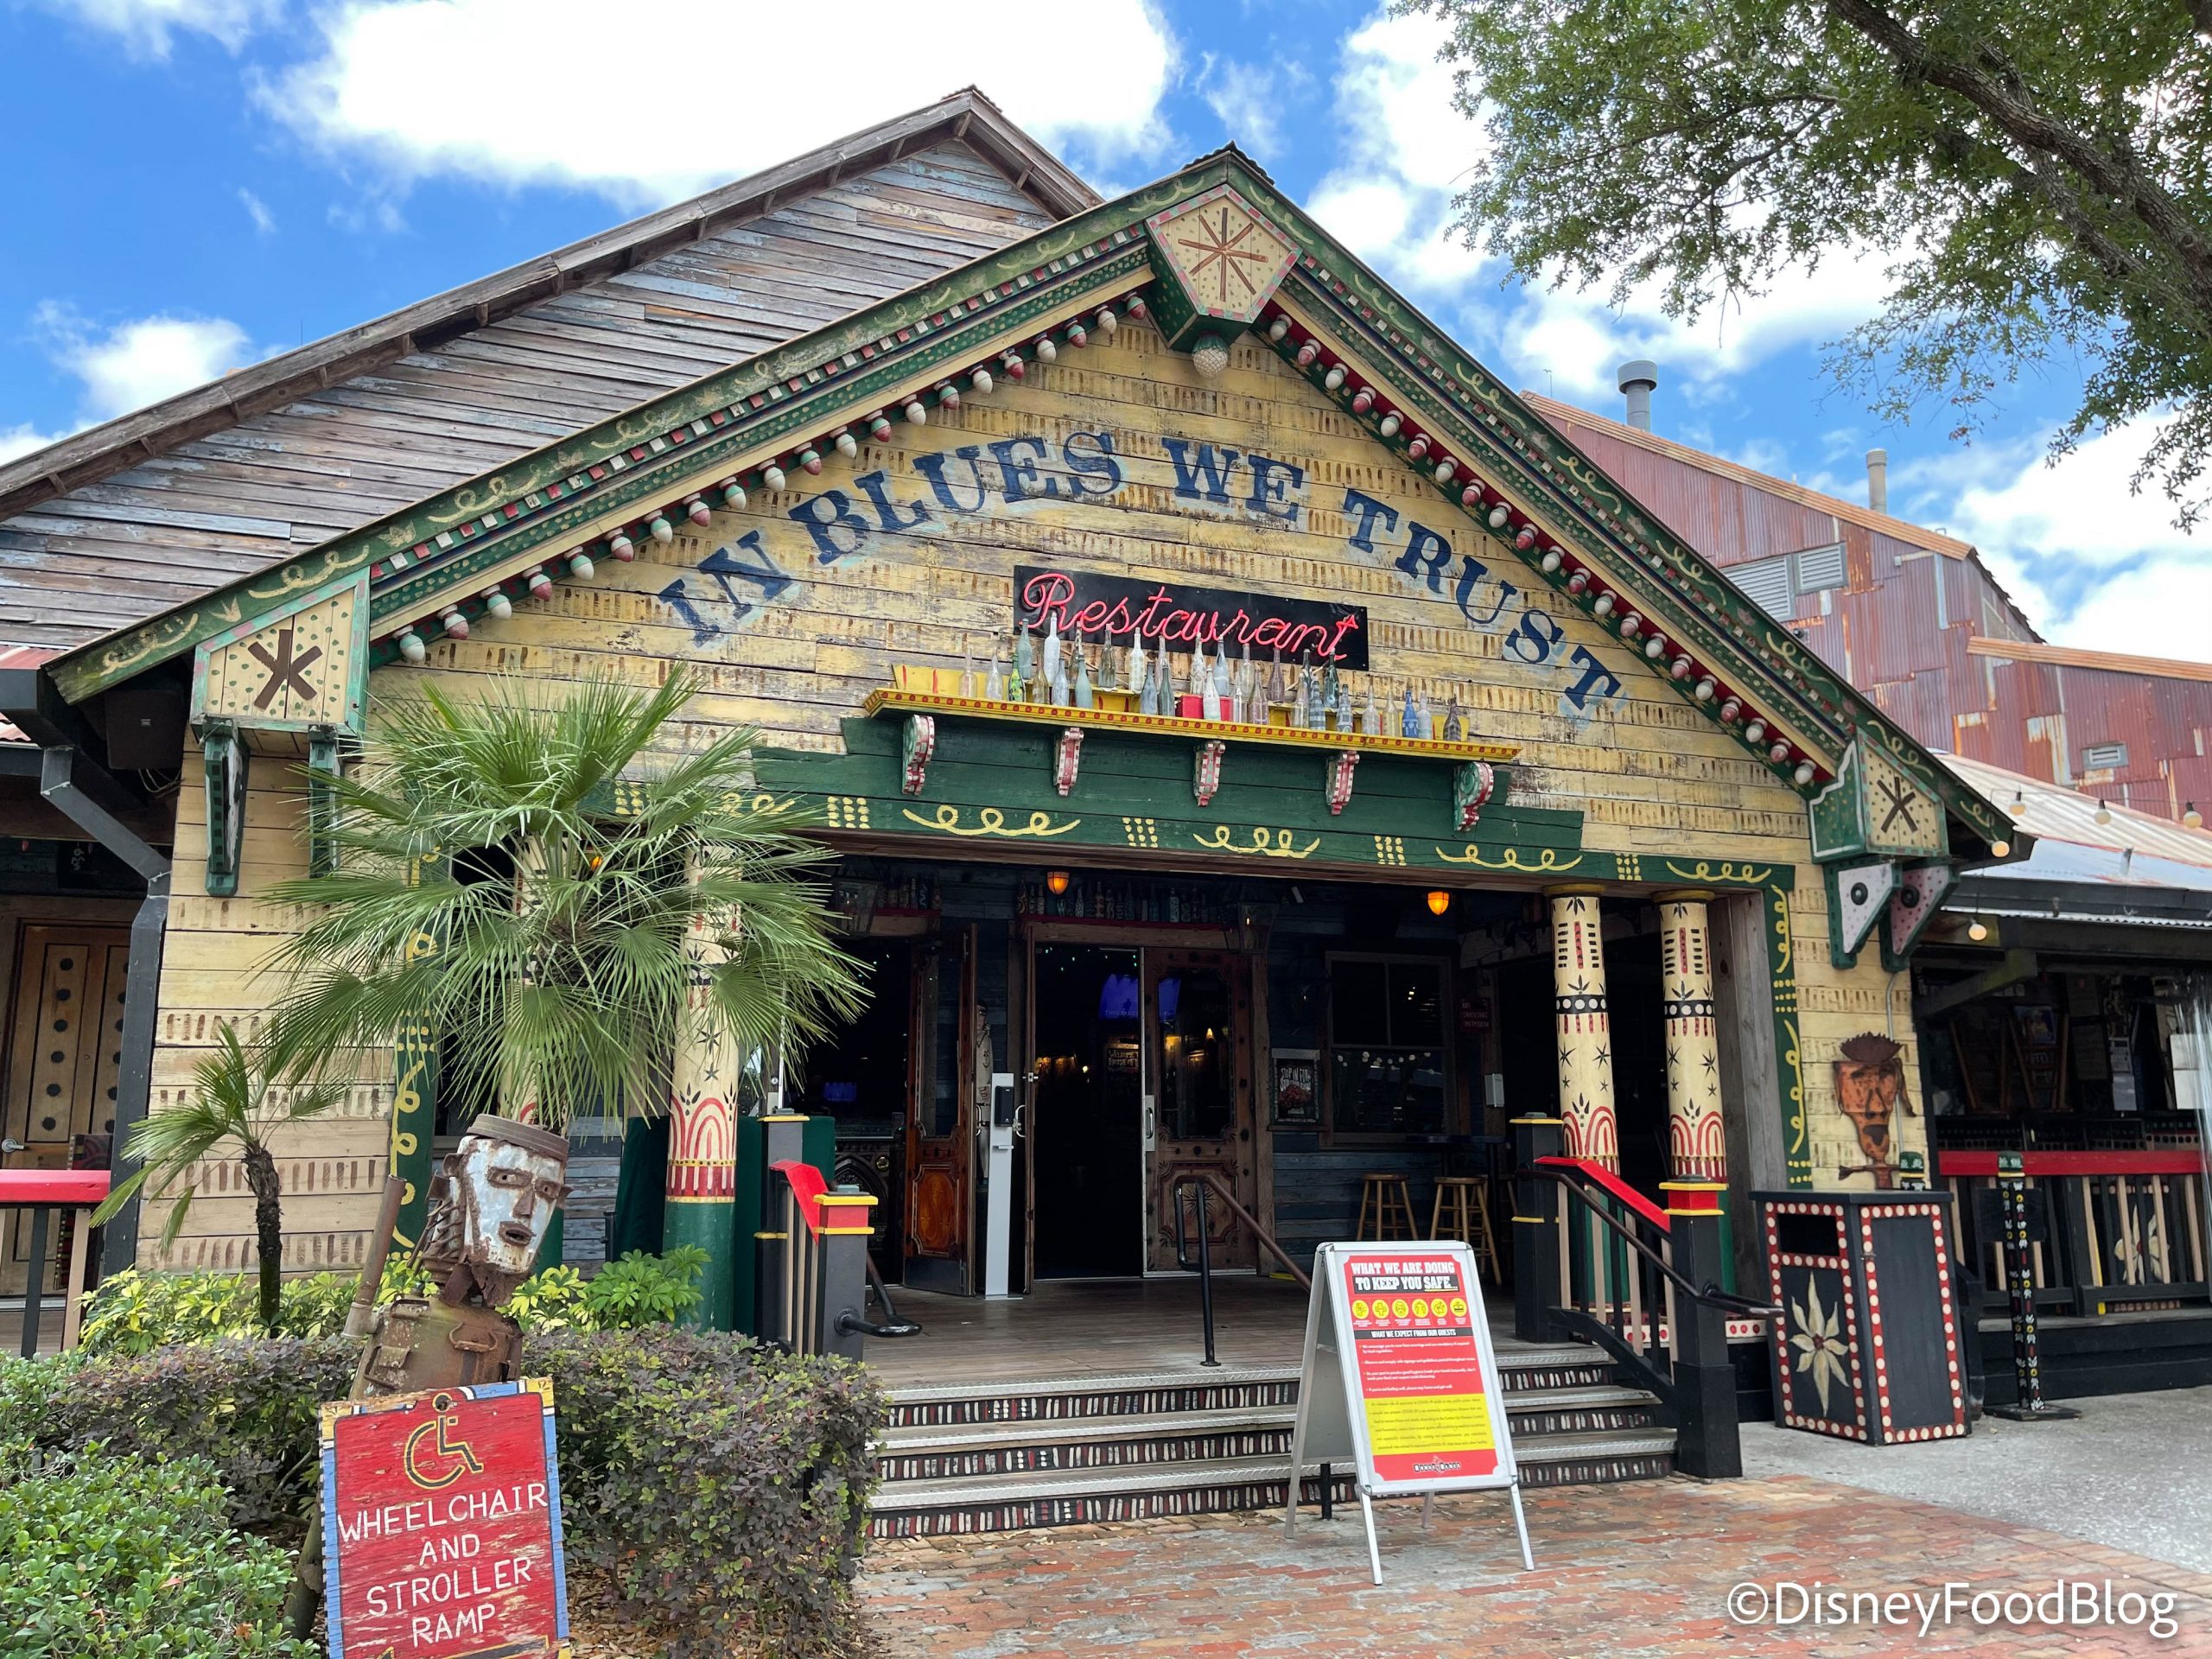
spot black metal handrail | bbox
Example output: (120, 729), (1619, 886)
(1169, 1171), (1312, 1368)
(1528, 1168), (1778, 1318)
(842, 1257), (921, 1340)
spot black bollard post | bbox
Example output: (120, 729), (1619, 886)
(1985, 1152), (2079, 1421)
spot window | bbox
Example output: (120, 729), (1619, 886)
(1327, 956), (1450, 1135)
(1792, 542), (1847, 593)
(1731, 553), (1793, 619)
(2082, 742), (2129, 772)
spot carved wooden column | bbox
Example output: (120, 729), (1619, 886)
(666, 853), (741, 1329)
(1547, 885), (1618, 1167)
(1658, 890), (1727, 1181)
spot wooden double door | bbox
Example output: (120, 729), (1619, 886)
(2, 923), (132, 1294)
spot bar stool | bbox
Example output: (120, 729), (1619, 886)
(1430, 1175), (1503, 1283)
(1356, 1173), (1418, 1241)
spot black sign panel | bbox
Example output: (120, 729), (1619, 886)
(1014, 564), (1369, 668)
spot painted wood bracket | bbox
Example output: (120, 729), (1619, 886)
(1325, 749), (1359, 816)
(1193, 739), (1225, 807)
(307, 732), (342, 876)
(900, 714), (936, 797)
(1054, 727), (1084, 797)
(200, 721), (249, 898)
(1452, 760), (1496, 831)
(1823, 857), (1898, 969)
(1879, 861), (1956, 970)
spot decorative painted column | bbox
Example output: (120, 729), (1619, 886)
(665, 858), (741, 1329)
(1657, 890), (1727, 1182)
(1548, 885), (1618, 1167)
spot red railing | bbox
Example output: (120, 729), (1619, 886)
(1535, 1154), (1673, 1232)
(0, 1167), (111, 1354)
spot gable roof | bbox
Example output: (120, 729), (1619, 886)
(45, 145), (2014, 859)
(1963, 633), (2212, 686)
(0, 90), (1093, 654)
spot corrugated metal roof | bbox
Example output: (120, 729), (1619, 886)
(1942, 753), (2212, 870)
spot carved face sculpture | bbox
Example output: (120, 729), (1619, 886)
(1834, 1033), (1911, 1178)
(420, 1116), (570, 1306)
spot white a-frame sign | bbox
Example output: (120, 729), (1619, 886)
(1284, 1240), (1534, 1583)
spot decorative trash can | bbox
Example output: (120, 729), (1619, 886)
(1754, 1190), (1970, 1446)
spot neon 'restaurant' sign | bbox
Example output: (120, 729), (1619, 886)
(1014, 565), (1368, 668)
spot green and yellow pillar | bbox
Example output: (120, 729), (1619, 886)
(666, 863), (741, 1328)
(1547, 884), (1618, 1167)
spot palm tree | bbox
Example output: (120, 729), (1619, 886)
(92, 1022), (346, 1334)
(259, 669), (864, 1135)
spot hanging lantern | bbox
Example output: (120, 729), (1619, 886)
(1033, 335), (1058, 363)
(647, 511), (674, 544)
(1046, 869), (1071, 896)
(834, 428), (859, 460)
(1351, 387), (1375, 415)
(721, 480), (747, 510)
(869, 412), (894, 442)
(685, 493), (713, 527)
(762, 462), (787, 491)
(607, 527), (635, 561)
(1425, 890), (1451, 917)
(1324, 364), (1347, 391)
(569, 551), (595, 580)
(1541, 548), (1563, 574)
(969, 366), (993, 395)
(1294, 340), (1319, 367)
(1065, 321), (1087, 348)
(1267, 315), (1291, 342)
(1378, 412), (1402, 438)
(524, 565), (554, 599)
(395, 628), (427, 665)
(1096, 305), (1118, 335)
(481, 586), (512, 621)
(903, 397), (929, 425)
(934, 383), (960, 413)
(439, 607), (469, 640)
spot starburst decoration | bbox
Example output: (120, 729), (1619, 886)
(1789, 1280), (1849, 1414)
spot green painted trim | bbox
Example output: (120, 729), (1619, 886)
(664, 1198), (737, 1332)
(1763, 883), (1810, 1188)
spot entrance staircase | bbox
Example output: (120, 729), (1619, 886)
(868, 1340), (1673, 1538)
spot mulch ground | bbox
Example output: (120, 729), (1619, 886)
(855, 1475), (2212, 1657)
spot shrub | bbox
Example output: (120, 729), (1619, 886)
(0, 1452), (315, 1658)
(79, 1249), (699, 1356)
(3, 1326), (882, 1657)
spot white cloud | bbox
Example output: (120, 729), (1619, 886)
(0, 425), (68, 466)
(1198, 56), (1296, 163)
(33, 306), (256, 423)
(238, 187), (276, 235)
(258, 0), (1179, 207)
(29, 0), (281, 57)
(1903, 416), (2212, 664)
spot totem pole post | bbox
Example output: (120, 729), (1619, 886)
(1985, 1150), (2079, 1421)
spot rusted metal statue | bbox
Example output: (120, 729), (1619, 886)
(353, 1115), (570, 1395)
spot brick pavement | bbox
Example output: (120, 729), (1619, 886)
(859, 1476), (2212, 1657)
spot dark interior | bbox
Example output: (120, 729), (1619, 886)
(1030, 943), (1144, 1278)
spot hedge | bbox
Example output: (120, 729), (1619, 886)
(0, 1327), (881, 1656)
(0, 1452), (315, 1659)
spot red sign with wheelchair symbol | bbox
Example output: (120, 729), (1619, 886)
(320, 1378), (569, 1659)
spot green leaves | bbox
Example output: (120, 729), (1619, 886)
(264, 669), (864, 1129)
(1408, 0), (2212, 520)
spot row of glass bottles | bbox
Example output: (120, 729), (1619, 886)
(958, 621), (1474, 741)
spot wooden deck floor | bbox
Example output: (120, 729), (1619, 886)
(863, 1274), (1525, 1391)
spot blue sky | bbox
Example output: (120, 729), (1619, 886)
(2, 0), (2204, 661)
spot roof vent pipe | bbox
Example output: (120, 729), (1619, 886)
(1867, 448), (1890, 514)
(1618, 360), (1658, 431)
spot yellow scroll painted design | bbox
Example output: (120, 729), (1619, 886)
(1433, 845), (1583, 873)
(1193, 826), (1319, 859)
(899, 805), (1079, 839)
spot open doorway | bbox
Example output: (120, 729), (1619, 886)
(1030, 944), (1144, 1279)
(803, 941), (912, 1281)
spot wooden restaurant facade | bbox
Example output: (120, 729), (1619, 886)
(0, 101), (2020, 1361)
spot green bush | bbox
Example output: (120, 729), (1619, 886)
(2, 1326), (881, 1657)
(79, 1249), (702, 1356)
(0, 1452), (315, 1658)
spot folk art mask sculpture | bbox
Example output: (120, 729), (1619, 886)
(416, 1115), (573, 1307)
(1834, 1032), (1914, 1187)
